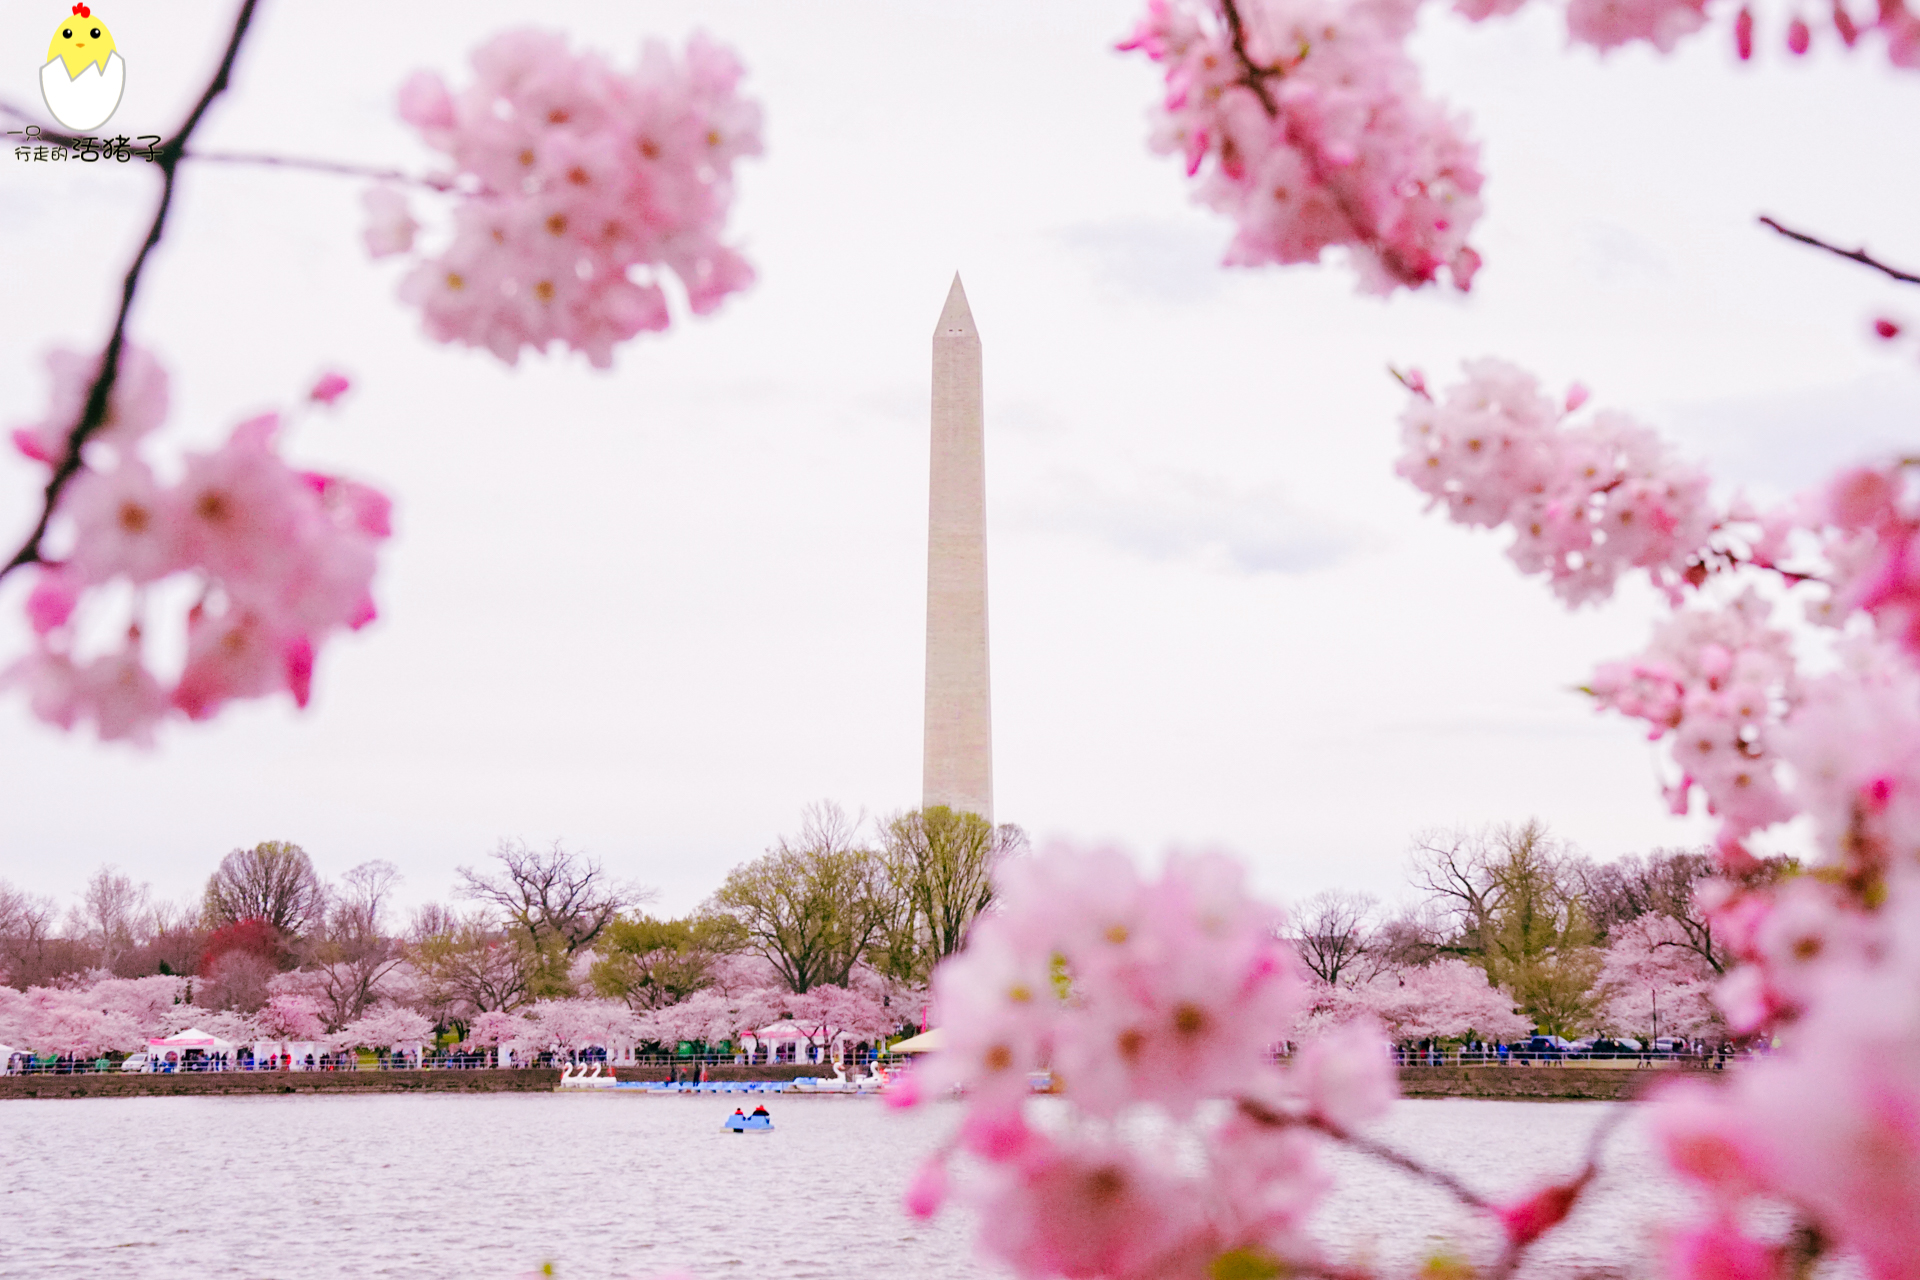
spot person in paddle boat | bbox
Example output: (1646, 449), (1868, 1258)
(751, 1104), (769, 1119)
(733, 1108), (746, 1120)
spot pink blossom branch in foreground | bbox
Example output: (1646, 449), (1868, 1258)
(1395, 360), (1920, 1275)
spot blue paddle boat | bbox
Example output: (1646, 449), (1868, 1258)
(724, 1108), (774, 1132)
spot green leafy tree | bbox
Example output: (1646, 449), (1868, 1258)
(589, 914), (735, 1010)
(1411, 819), (1604, 1035)
(876, 806), (1027, 983)
(708, 802), (888, 993)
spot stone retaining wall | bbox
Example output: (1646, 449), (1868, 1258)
(2, 1063), (1718, 1102)
(1396, 1065), (1716, 1101)
(0, 1069), (562, 1100)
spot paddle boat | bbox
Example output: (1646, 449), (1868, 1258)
(789, 1060), (894, 1093)
(724, 1107), (774, 1132)
(557, 1063), (619, 1089)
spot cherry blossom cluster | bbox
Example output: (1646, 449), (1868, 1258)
(1395, 359), (1722, 606)
(1302, 956), (1534, 1041)
(904, 847), (1370, 1278)
(1119, 0), (1486, 293)
(1396, 359), (1920, 1273)
(1586, 588), (1800, 839)
(372, 29), (762, 368)
(905, 845), (1614, 1277)
(4, 348), (390, 744)
(1462, 0), (1920, 67)
(1650, 868), (1920, 1277)
(1594, 915), (1720, 1038)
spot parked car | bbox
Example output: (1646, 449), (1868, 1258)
(118, 1053), (149, 1072)
(1515, 1035), (1575, 1062)
(1579, 1037), (1641, 1058)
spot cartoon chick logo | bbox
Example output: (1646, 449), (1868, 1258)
(41, 4), (124, 132)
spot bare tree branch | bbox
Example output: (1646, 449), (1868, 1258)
(183, 149), (455, 189)
(1759, 215), (1920, 287)
(2, 0), (261, 582)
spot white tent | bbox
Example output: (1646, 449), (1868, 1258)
(888, 1028), (943, 1055)
(147, 1027), (236, 1071)
(740, 1019), (849, 1065)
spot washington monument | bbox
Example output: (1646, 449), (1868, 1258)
(923, 274), (993, 823)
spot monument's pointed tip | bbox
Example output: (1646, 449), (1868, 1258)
(936, 272), (977, 339)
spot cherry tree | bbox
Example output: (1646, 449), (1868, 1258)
(1594, 915), (1720, 1042)
(253, 991), (327, 1042)
(642, 986), (782, 1048)
(335, 1003), (435, 1052)
(787, 983), (901, 1061)
(1341, 958), (1535, 1043)
(88, 974), (188, 1032)
(464, 1008), (528, 1050)
(525, 997), (641, 1054)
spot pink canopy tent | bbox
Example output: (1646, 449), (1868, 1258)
(739, 1018), (847, 1065)
(146, 1027), (235, 1069)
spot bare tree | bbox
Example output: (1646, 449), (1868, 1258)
(1361, 904), (1447, 977)
(203, 840), (327, 937)
(708, 803), (890, 993)
(304, 861), (405, 1025)
(1408, 826), (1512, 959)
(1291, 889), (1377, 986)
(0, 881), (65, 987)
(408, 914), (539, 1019)
(74, 865), (153, 974)
(456, 840), (643, 997)
(1581, 847), (1790, 975)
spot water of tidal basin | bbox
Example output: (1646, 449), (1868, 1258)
(0, 1094), (1809, 1278)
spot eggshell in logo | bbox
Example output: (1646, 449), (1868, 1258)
(41, 50), (124, 131)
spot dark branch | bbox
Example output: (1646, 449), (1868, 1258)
(1219, 0), (1280, 113)
(2, 0), (262, 582)
(1759, 215), (1920, 287)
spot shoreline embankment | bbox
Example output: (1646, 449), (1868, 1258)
(1, 1063), (1703, 1101)
(0, 1063), (847, 1100)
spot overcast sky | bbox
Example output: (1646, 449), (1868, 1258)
(2, 0), (1917, 921)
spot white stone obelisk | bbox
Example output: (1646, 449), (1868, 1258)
(923, 274), (993, 823)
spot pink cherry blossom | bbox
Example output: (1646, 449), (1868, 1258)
(8, 343), (169, 466)
(5, 351), (392, 739)
(971, 1130), (1203, 1280)
(1287, 1017), (1397, 1130)
(59, 459), (184, 585)
(903, 1157), (949, 1220)
(385, 29), (762, 368)
(336, 1003), (435, 1050)
(1119, 0), (1486, 294)
(1663, 1216), (1782, 1280)
(1586, 590), (1799, 840)
(308, 371), (353, 406)
(254, 992), (326, 1041)
(1564, 0), (1712, 52)
(361, 186), (418, 259)
(1396, 360), (1718, 606)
